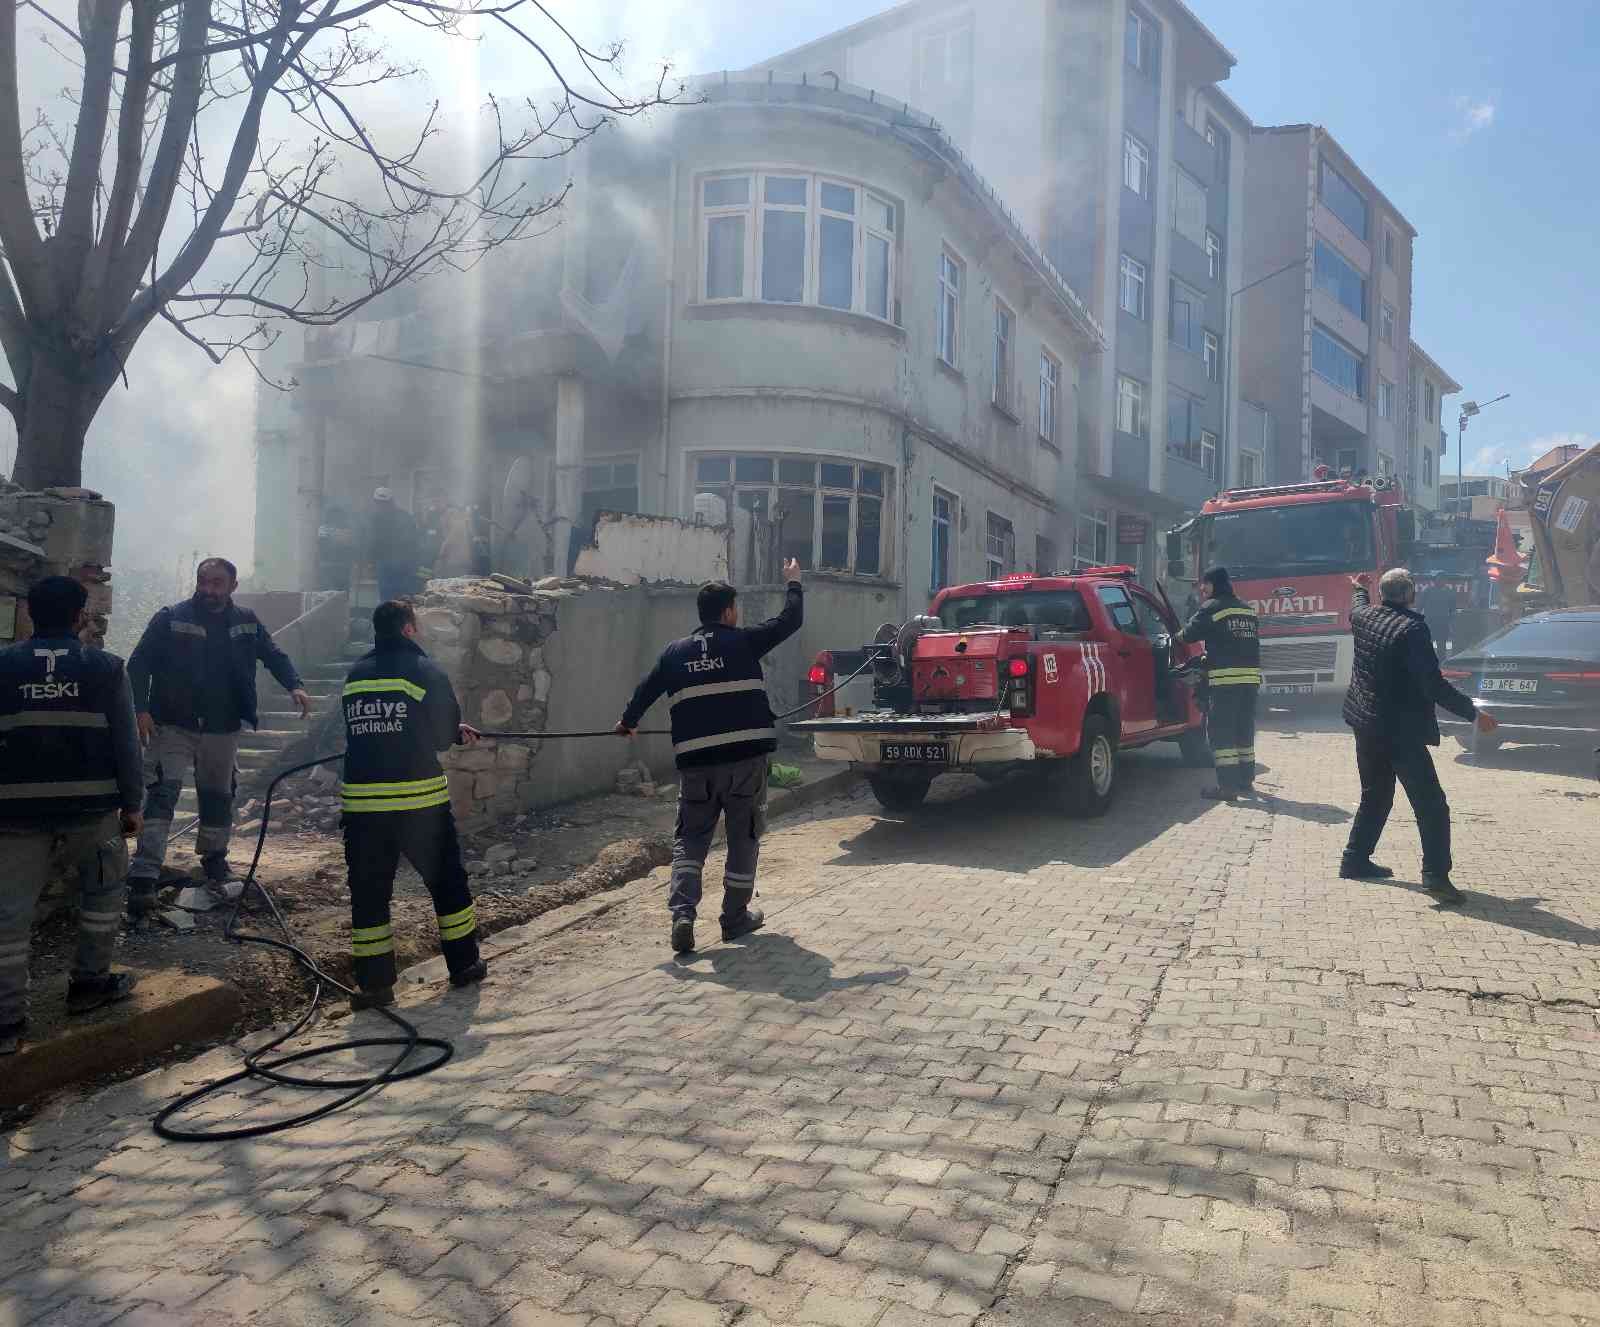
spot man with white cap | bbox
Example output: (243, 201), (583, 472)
(365, 487), (421, 605)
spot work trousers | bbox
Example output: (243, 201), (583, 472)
(0, 813), (126, 1027)
(342, 807), (479, 992)
(1345, 731), (1452, 876)
(1207, 683), (1259, 794)
(670, 754), (768, 922)
(131, 726), (241, 882)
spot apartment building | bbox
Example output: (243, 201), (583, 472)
(1406, 341), (1460, 512)
(760, 0), (1248, 580)
(1239, 125), (1418, 491)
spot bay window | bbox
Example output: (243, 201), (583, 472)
(693, 454), (888, 577)
(1312, 323), (1366, 399)
(700, 172), (898, 319)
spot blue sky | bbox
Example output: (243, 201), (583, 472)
(703, 0), (1598, 479)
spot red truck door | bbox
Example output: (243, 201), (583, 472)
(1094, 583), (1158, 734)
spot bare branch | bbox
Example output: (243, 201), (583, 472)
(0, 0), (51, 314)
(51, 0), (126, 305)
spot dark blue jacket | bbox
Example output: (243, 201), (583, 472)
(624, 583), (803, 769)
(128, 597), (303, 733)
(1344, 586), (1476, 746)
(341, 637), (462, 814)
(0, 636), (143, 824)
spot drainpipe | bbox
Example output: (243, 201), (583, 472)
(658, 157), (679, 520)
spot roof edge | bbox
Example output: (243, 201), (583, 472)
(1408, 340), (1462, 394)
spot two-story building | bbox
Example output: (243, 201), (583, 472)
(253, 75), (1105, 664)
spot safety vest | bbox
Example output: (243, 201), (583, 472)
(1184, 595), (1262, 686)
(0, 637), (124, 819)
(340, 639), (459, 813)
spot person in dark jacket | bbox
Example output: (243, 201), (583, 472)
(1341, 568), (1498, 903)
(1179, 566), (1261, 802)
(0, 577), (144, 1055)
(125, 557), (310, 910)
(340, 600), (486, 1009)
(364, 488), (421, 604)
(617, 560), (803, 955)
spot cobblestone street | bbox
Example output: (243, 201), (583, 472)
(5, 716), (1600, 1326)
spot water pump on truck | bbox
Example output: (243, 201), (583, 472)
(790, 566), (1210, 817)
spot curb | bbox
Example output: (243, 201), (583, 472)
(1, 976), (242, 1110)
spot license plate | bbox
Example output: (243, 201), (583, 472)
(1480, 677), (1538, 694)
(1262, 684), (1314, 697)
(881, 742), (948, 763)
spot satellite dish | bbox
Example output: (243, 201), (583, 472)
(502, 456), (539, 536)
(870, 622), (901, 686)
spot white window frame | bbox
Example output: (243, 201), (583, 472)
(1203, 330), (1220, 383)
(985, 512), (1016, 580)
(1119, 253), (1147, 318)
(1039, 349), (1060, 445)
(1205, 229), (1222, 282)
(1123, 134), (1150, 199)
(697, 170), (899, 321)
(1075, 507), (1110, 567)
(1200, 430), (1218, 481)
(937, 247), (963, 368)
(1380, 300), (1396, 346)
(1125, 9), (1149, 72)
(992, 298), (1016, 414)
(1378, 377), (1395, 420)
(1239, 449), (1262, 488)
(1384, 224), (1397, 270)
(690, 453), (891, 578)
(1116, 374), (1146, 438)
(1169, 278), (1203, 354)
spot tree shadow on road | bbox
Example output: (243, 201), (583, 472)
(663, 932), (908, 1003)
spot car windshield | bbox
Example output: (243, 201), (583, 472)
(1202, 502), (1375, 579)
(936, 590), (1091, 631)
(1465, 618), (1600, 662)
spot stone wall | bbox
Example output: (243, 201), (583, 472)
(0, 485), (116, 646)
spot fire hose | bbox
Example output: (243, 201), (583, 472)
(152, 651), (885, 1140)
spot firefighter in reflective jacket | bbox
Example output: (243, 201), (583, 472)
(616, 560), (803, 956)
(1179, 565), (1261, 802)
(340, 600), (486, 1009)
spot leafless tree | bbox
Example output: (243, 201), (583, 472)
(0, 0), (681, 488)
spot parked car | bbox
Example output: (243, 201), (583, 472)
(1440, 607), (1600, 754)
(791, 566), (1210, 817)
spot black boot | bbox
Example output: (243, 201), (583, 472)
(126, 881), (161, 918)
(350, 985), (396, 1011)
(450, 959), (489, 988)
(66, 972), (138, 1015)
(671, 917), (695, 954)
(1422, 873), (1465, 905)
(0, 1022), (24, 1056)
(721, 907), (765, 942)
(1200, 786), (1235, 802)
(1340, 855), (1394, 880)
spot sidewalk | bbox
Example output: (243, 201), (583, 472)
(2, 725), (1599, 1326)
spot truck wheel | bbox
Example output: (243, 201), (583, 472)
(1062, 715), (1117, 817)
(1177, 726), (1212, 768)
(868, 773), (933, 812)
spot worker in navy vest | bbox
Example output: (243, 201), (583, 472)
(340, 600), (487, 1010)
(617, 561), (803, 955)
(0, 576), (145, 1056)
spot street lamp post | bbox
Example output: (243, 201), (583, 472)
(1454, 392), (1510, 527)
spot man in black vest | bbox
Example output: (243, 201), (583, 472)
(617, 561), (803, 955)
(126, 557), (310, 911)
(1341, 568), (1498, 903)
(1179, 566), (1262, 802)
(0, 577), (144, 1055)
(341, 600), (486, 1010)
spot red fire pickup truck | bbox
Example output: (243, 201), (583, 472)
(790, 566), (1210, 816)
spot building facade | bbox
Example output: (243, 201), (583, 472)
(1405, 341), (1460, 513)
(760, 0), (1247, 581)
(1239, 125), (1418, 491)
(253, 77), (1104, 663)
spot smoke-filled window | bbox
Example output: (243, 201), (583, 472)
(692, 454), (889, 578)
(699, 173), (898, 320)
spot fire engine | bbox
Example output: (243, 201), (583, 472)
(790, 567), (1209, 816)
(1170, 472), (1413, 699)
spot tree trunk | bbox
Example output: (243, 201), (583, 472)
(10, 352), (94, 490)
